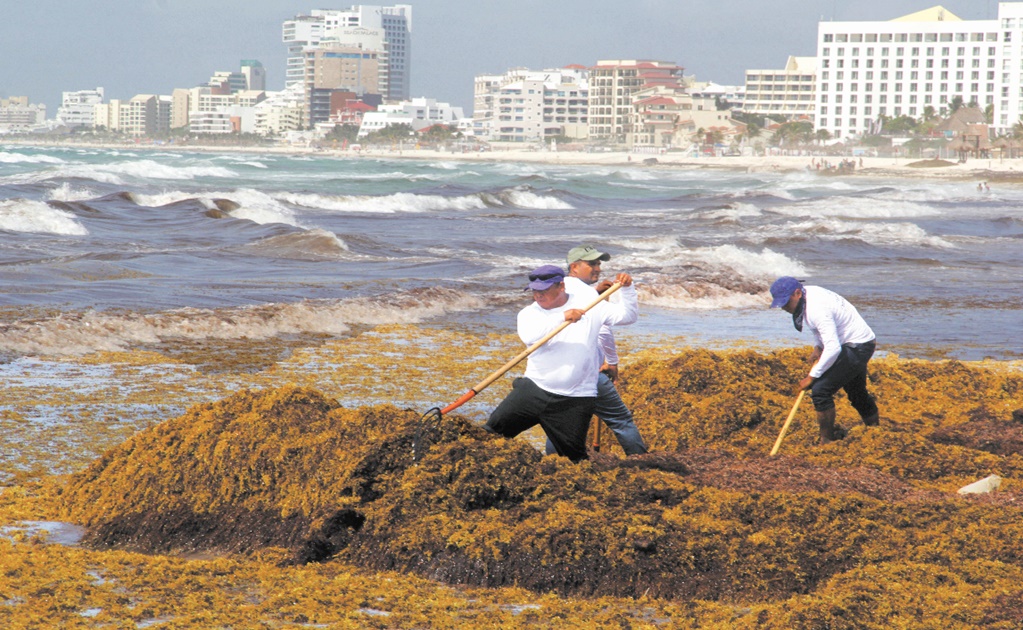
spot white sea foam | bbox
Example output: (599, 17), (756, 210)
(232, 161), (269, 169)
(58, 160), (238, 182)
(0, 289), (486, 356)
(278, 191), (487, 213)
(501, 188), (573, 209)
(130, 188), (300, 226)
(774, 196), (939, 219)
(0, 151), (65, 164)
(694, 202), (763, 221)
(0, 199), (88, 235)
(680, 244), (809, 278)
(48, 182), (97, 202)
(780, 218), (956, 248)
(638, 281), (770, 310)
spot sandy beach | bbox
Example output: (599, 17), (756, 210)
(9, 136), (1023, 181)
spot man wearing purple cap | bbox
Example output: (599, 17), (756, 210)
(770, 276), (880, 443)
(485, 263), (639, 461)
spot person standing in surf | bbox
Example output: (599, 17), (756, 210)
(769, 276), (880, 443)
(485, 264), (638, 461)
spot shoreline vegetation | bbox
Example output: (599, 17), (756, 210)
(7, 136), (1023, 182)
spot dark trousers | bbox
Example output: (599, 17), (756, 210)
(811, 340), (879, 418)
(485, 377), (596, 461)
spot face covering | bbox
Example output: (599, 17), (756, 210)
(792, 294), (806, 332)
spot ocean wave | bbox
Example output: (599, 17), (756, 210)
(0, 151), (66, 164)
(130, 188), (300, 226)
(54, 159), (238, 183)
(0, 199), (89, 235)
(278, 191), (487, 213)
(638, 280), (770, 310)
(778, 218), (956, 249)
(48, 182), (97, 202)
(235, 228), (355, 261)
(774, 196), (940, 219)
(0, 288), (487, 356)
(693, 202), (763, 221)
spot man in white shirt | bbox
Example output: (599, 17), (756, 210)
(485, 264), (639, 461)
(543, 244), (646, 455)
(769, 276), (880, 443)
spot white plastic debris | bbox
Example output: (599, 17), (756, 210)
(957, 474), (1002, 495)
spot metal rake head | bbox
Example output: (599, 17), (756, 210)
(412, 407), (442, 462)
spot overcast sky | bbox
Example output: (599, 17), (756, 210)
(0, 0), (1000, 114)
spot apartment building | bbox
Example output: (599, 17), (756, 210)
(628, 87), (746, 150)
(588, 60), (685, 144)
(473, 66), (589, 142)
(357, 97), (464, 137)
(815, 4), (1023, 138)
(56, 88), (105, 129)
(744, 56), (816, 118)
(0, 97), (46, 131)
(305, 41), (385, 124)
(283, 5), (412, 100)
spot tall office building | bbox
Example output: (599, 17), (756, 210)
(283, 5), (412, 101)
(815, 3), (1023, 138)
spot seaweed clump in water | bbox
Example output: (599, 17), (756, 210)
(58, 350), (1023, 625)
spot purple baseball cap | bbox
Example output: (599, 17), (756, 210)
(769, 276), (804, 308)
(526, 264), (566, 291)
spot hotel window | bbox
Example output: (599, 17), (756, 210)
(896, 47), (904, 56)
(850, 106), (857, 115)
(972, 59), (980, 68)
(836, 106), (842, 115)
(865, 106), (872, 115)
(911, 71), (919, 79)
(881, 71), (889, 79)
(881, 59), (889, 68)
(957, 71), (964, 80)
(865, 94), (872, 103)
(867, 59), (874, 68)
(911, 47), (919, 56)
(881, 47), (889, 56)
(821, 106), (828, 115)
(837, 71), (844, 79)
(987, 83), (994, 93)
(957, 60), (965, 68)
(941, 34), (952, 43)
(866, 83), (873, 91)
(823, 47), (830, 56)
(911, 60), (920, 69)
(823, 34), (833, 42)
(836, 94), (843, 103)
(896, 34), (908, 42)
(894, 95), (902, 104)
(896, 59), (904, 68)
(941, 83), (948, 91)
(822, 71), (830, 79)
(866, 71), (874, 79)
(896, 71), (904, 80)
(837, 47), (845, 56)
(924, 95), (932, 104)
(926, 83), (933, 91)
(880, 95), (887, 103)
(956, 83), (963, 91)
(972, 71), (979, 80)
(926, 59), (934, 69)
(910, 94), (917, 104)
(926, 47), (934, 55)
(956, 33), (966, 42)
(972, 84), (979, 92)
(881, 33), (892, 42)
(852, 47), (860, 55)
(836, 34), (848, 42)
(834, 118), (841, 127)
(941, 71), (949, 79)
(957, 47), (965, 55)
(866, 34), (877, 43)
(852, 59), (860, 68)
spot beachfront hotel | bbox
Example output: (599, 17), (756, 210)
(743, 56), (817, 119)
(282, 5), (412, 102)
(587, 60), (686, 144)
(472, 67), (589, 143)
(815, 3), (1023, 138)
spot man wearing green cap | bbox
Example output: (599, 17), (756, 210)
(551, 244), (648, 455)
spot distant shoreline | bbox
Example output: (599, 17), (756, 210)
(5, 137), (1023, 183)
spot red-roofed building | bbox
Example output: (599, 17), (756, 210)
(588, 59), (685, 144)
(628, 85), (747, 152)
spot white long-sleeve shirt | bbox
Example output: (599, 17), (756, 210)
(518, 283), (638, 396)
(563, 276), (622, 365)
(801, 285), (875, 378)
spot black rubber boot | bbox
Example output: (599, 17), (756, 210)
(818, 407), (837, 444)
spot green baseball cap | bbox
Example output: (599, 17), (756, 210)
(566, 245), (611, 264)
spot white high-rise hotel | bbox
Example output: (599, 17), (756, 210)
(816, 3), (1023, 138)
(283, 5), (412, 101)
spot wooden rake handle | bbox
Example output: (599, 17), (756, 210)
(770, 389), (806, 456)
